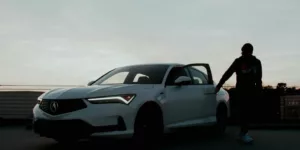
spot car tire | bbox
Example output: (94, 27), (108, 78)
(215, 104), (228, 135)
(132, 105), (163, 149)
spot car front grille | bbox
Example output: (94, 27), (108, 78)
(39, 99), (87, 115)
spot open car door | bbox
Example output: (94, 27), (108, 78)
(183, 63), (217, 121)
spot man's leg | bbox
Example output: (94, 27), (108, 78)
(240, 105), (249, 135)
(238, 92), (254, 143)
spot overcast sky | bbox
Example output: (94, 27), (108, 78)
(0, 0), (299, 86)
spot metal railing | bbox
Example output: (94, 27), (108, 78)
(280, 95), (300, 120)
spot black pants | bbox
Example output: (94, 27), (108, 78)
(237, 88), (256, 135)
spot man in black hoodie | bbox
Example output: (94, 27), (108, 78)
(215, 43), (262, 143)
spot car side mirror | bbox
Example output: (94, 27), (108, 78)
(174, 76), (191, 86)
(87, 81), (95, 86)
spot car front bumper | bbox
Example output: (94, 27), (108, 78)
(32, 100), (136, 138)
(33, 118), (126, 138)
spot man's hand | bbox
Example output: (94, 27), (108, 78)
(215, 86), (221, 94)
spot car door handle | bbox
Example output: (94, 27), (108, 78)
(204, 86), (215, 95)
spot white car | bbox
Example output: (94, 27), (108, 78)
(33, 63), (230, 143)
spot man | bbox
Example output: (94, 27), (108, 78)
(215, 43), (262, 143)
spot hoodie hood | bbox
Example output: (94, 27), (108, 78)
(240, 55), (257, 60)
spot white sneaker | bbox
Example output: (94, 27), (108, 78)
(238, 134), (254, 144)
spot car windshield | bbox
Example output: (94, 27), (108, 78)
(92, 65), (170, 85)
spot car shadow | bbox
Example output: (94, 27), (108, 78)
(161, 126), (229, 147)
(37, 126), (229, 150)
(36, 137), (131, 150)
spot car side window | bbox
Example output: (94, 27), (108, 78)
(188, 67), (208, 85)
(165, 67), (191, 85)
(133, 73), (151, 84)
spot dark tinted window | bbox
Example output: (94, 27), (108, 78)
(188, 67), (208, 85)
(93, 65), (169, 85)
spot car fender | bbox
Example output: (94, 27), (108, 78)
(216, 88), (231, 117)
(128, 85), (165, 123)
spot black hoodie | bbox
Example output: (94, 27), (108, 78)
(217, 55), (262, 90)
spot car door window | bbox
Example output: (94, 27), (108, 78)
(188, 67), (208, 85)
(166, 67), (191, 85)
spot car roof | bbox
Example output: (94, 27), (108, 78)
(118, 63), (184, 68)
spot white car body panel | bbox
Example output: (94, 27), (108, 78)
(32, 63), (230, 139)
(164, 85), (208, 125)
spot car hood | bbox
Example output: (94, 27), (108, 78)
(42, 84), (155, 100)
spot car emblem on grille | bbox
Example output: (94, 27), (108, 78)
(49, 101), (59, 113)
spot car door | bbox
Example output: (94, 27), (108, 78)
(163, 66), (206, 127)
(184, 63), (217, 119)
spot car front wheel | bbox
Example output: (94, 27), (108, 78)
(132, 105), (163, 149)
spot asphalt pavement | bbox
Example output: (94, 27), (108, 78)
(0, 126), (300, 150)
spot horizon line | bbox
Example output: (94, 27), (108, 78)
(1, 84), (299, 88)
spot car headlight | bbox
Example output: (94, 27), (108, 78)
(37, 92), (48, 104)
(87, 94), (136, 104)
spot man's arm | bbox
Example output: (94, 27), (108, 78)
(256, 60), (263, 89)
(216, 59), (237, 89)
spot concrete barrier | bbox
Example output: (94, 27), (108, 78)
(0, 91), (44, 119)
